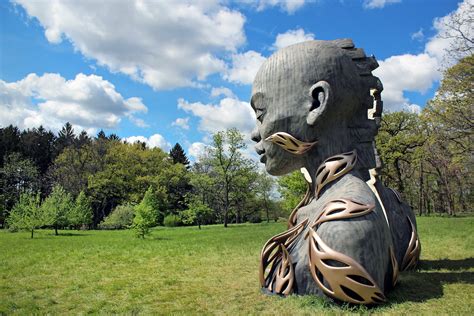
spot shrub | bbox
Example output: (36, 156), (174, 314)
(100, 203), (135, 229)
(163, 214), (181, 227)
(132, 187), (158, 238)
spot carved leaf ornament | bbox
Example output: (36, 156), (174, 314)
(401, 216), (421, 271)
(265, 132), (317, 155)
(259, 219), (308, 295)
(307, 198), (386, 304)
(315, 151), (357, 197)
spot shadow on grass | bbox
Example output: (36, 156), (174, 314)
(419, 258), (474, 271)
(386, 258), (474, 304)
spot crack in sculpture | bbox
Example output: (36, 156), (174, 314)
(251, 39), (420, 305)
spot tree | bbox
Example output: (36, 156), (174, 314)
(255, 171), (276, 223)
(132, 187), (158, 238)
(99, 203), (135, 229)
(277, 171), (307, 214)
(70, 191), (93, 228)
(169, 143), (190, 168)
(7, 192), (43, 238)
(207, 128), (247, 227)
(42, 185), (74, 235)
(56, 122), (76, 154)
(0, 153), (39, 226)
(180, 200), (212, 229)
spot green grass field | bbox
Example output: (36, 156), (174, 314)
(1, 216), (473, 315)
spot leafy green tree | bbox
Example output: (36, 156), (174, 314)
(70, 191), (93, 228)
(255, 171), (275, 223)
(0, 153), (39, 226)
(7, 192), (43, 238)
(207, 128), (247, 227)
(277, 171), (306, 214)
(132, 187), (158, 238)
(181, 201), (213, 229)
(42, 185), (74, 235)
(99, 203), (135, 229)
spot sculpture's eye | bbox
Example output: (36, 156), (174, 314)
(251, 92), (265, 122)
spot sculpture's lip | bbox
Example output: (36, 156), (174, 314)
(259, 154), (267, 163)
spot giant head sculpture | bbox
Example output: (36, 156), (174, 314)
(252, 40), (420, 305)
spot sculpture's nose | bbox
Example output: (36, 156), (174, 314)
(251, 127), (261, 143)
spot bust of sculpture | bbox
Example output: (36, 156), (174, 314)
(251, 39), (421, 304)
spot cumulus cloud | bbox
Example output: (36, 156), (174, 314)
(273, 28), (315, 50)
(374, 53), (440, 112)
(177, 96), (255, 135)
(171, 117), (190, 130)
(210, 86), (236, 99)
(241, 0), (306, 14)
(374, 0), (472, 112)
(363, 0), (401, 9)
(425, 0), (473, 66)
(224, 51), (267, 85)
(0, 73), (147, 132)
(14, 0), (245, 90)
(124, 134), (171, 151)
(188, 142), (208, 161)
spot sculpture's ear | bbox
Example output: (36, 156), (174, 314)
(306, 81), (331, 126)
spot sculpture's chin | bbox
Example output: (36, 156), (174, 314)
(264, 159), (298, 176)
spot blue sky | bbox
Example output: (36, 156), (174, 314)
(0, 0), (470, 160)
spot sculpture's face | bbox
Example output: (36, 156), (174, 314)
(250, 58), (315, 176)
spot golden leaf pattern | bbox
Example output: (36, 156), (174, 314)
(401, 216), (421, 271)
(315, 151), (357, 197)
(308, 227), (386, 304)
(259, 219), (308, 295)
(313, 199), (375, 228)
(265, 132), (317, 155)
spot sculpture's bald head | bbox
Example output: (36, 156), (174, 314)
(251, 40), (379, 176)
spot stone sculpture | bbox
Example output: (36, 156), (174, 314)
(251, 39), (421, 305)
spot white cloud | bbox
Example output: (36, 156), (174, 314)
(0, 73), (147, 132)
(188, 142), (208, 161)
(124, 133), (171, 151)
(224, 50), (267, 85)
(178, 96), (256, 135)
(14, 0), (246, 90)
(363, 0), (401, 9)
(210, 86), (236, 99)
(241, 0), (306, 14)
(411, 28), (424, 41)
(374, 0), (473, 112)
(172, 117), (190, 130)
(273, 28), (315, 50)
(374, 53), (440, 112)
(425, 0), (473, 66)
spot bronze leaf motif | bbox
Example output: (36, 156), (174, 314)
(259, 219), (308, 294)
(401, 216), (421, 271)
(313, 198), (375, 228)
(315, 151), (357, 197)
(308, 227), (386, 304)
(265, 132), (317, 155)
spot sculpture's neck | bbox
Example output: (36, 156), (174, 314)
(305, 150), (360, 199)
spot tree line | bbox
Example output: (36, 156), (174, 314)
(1, 124), (282, 236)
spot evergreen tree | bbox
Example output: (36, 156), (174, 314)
(56, 122), (76, 153)
(169, 143), (190, 167)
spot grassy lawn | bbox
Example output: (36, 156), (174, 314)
(1, 216), (473, 315)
